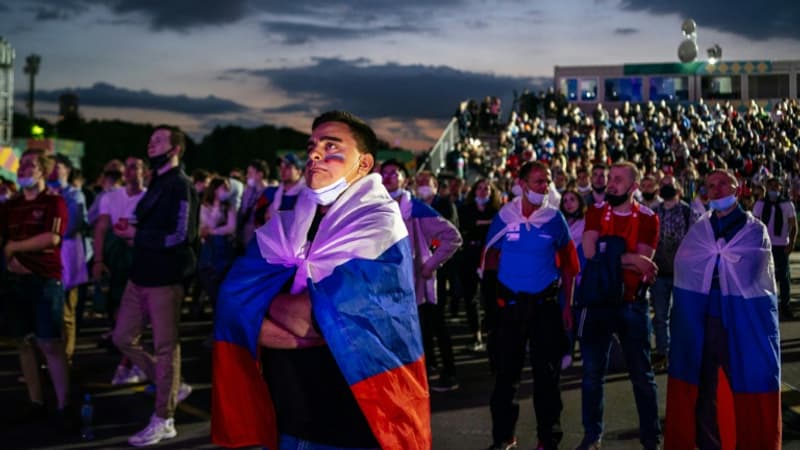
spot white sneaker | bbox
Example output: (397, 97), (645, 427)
(111, 365), (148, 385)
(177, 382), (192, 403)
(128, 414), (176, 447)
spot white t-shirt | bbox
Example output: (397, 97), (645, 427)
(98, 187), (147, 226)
(753, 199), (796, 246)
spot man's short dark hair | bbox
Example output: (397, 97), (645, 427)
(380, 159), (408, 178)
(519, 161), (549, 182)
(192, 169), (210, 184)
(591, 162), (608, 173)
(312, 111), (378, 160)
(247, 159), (269, 178)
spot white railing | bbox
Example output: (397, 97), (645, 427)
(416, 117), (458, 176)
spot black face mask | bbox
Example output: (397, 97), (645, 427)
(592, 185), (606, 194)
(659, 184), (677, 200)
(642, 191), (657, 201)
(606, 192), (629, 207)
(148, 148), (174, 171)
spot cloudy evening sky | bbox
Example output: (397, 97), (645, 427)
(2, 0), (799, 150)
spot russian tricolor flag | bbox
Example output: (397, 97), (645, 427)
(211, 174), (431, 449)
(665, 213), (781, 450)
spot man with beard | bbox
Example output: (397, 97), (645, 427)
(583, 163), (608, 207)
(576, 162), (661, 450)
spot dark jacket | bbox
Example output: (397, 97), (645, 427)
(129, 167), (198, 287)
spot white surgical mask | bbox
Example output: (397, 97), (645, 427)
(577, 184), (591, 194)
(416, 186), (434, 199)
(18, 177), (37, 189)
(525, 189), (545, 206)
(246, 177), (256, 188)
(475, 196), (490, 206)
(709, 194), (737, 212)
(217, 190), (231, 202)
(308, 158), (360, 206)
(309, 177), (349, 206)
(389, 188), (405, 199)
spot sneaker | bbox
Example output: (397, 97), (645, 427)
(574, 436), (601, 450)
(128, 414), (177, 447)
(111, 364), (148, 385)
(487, 437), (518, 450)
(430, 375), (459, 392)
(177, 382), (192, 403)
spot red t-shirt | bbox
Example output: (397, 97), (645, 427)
(585, 202), (659, 302)
(1, 191), (68, 280)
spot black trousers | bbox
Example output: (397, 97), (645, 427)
(419, 302), (456, 377)
(490, 284), (567, 448)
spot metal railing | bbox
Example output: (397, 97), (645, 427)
(416, 117), (458, 176)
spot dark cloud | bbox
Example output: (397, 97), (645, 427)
(619, 0), (800, 41)
(262, 103), (318, 115)
(261, 20), (428, 45)
(26, 82), (248, 115)
(200, 116), (266, 131)
(24, 0), (467, 33)
(614, 27), (639, 35)
(0, 3), (9, 12)
(229, 58), (551, 120)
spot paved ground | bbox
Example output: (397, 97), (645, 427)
(4, 256), (800, 450)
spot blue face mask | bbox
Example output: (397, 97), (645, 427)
(709, 194), (737, 212)
(475, 196), (489, 206)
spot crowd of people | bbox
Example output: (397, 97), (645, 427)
(0, 95), (796, 449)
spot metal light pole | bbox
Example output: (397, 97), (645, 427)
(23, 53), (40, 121)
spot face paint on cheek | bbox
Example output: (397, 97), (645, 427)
(323, 153), (346, 163)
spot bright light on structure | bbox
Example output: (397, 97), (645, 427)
(707, 44), (722, 64)
(31, 124), (44, 137)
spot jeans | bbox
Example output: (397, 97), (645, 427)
(577, 302), (661, 445)
(650, 276), (674, 355)
(278, 434), (378, 450)
(772, 246), (791, 306)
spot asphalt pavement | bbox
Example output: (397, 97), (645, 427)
(4, 256), (800, 450)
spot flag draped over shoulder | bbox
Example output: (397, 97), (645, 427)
(211, 173), (431, 450)
(665, 212), (781, 450)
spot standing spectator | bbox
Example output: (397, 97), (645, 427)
(483, 161), (579, 450)
(198, 177), (237, 312)
(382, 160), (463, 392)
(212, 110), (431, 449)
(459, 178), (501, 352)
(665, 170), (781, 450)
(93, 158), (149, 385)
(1, 149), (75, 430)
(254, 153), (305, 226)
(111, 126), (197, 447)
(236, 159), (268, 249)
(584, 163), (608, 207)
(753, 177), (797, 320)
(577, 162), (661, 450)
(49, 154), (89, 365)
(638, 175), (662, 210)
(650, 175), (696, 370)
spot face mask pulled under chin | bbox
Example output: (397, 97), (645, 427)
(525, 189), (545, 206)
(308, 158), (361, 206)
(148, 148), (173, 171)
(709, 194), (737, 212)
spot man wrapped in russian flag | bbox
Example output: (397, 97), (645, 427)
(211, 111), (431, 450)
(665, 169), (781, 450)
